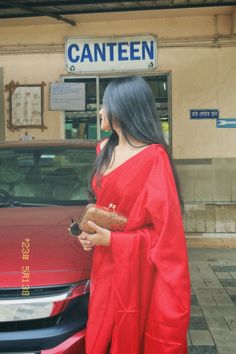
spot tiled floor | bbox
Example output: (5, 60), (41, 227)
(188, 248), (236, 354)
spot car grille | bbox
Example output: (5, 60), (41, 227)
(0, 314), (60, 332)
(0, 284), (72, 299)
(0, 281), (89, 352)
(0, 280), (89, 323)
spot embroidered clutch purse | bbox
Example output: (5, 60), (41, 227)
(68, 203), (127, 236)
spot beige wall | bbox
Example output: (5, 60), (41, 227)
(166, 46), (236, 158)
(1, 53), (65, 141)
(0, 7), (235, 158)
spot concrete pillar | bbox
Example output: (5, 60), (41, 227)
(232, 8), (236, 34)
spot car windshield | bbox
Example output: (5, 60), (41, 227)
(0, 146), (96, 206)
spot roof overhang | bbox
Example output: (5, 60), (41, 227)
(0, 1), (235, 26)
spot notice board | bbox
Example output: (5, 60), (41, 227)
(50, 82), (86, 111)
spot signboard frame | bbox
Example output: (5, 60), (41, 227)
(65, 35), (157, 74)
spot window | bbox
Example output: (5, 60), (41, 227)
(145, 75), (169, 145)
(64, 74), (170, 146)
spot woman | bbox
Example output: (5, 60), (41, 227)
(78, 76), (190, 354)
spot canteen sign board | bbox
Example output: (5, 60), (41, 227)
(65, 36), (157, 73)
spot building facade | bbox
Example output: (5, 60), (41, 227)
(0, 6), (236, 234)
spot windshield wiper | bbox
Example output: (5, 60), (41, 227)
(0, 201), (59, 208)
(0, 200), (89, 207)
(0, 202), (11, 208)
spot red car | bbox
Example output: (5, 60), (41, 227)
(0, 140), (96, 353)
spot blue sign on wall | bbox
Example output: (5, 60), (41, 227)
(190, 109), (219, 119)
(217, 119), (236, 128)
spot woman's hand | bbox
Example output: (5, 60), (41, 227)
(77, 221), (111, 251)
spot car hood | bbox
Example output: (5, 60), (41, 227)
(0, 206), (92, 288)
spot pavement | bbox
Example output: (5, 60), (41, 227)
(1, 246), (235, 354)
(187, 248), (236, 354)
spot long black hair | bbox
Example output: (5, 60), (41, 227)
(90, 76), (183, 209)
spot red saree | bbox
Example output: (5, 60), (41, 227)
(85, 144), (190, 354)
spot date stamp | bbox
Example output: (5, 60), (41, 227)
(21, 238), (30, 296)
